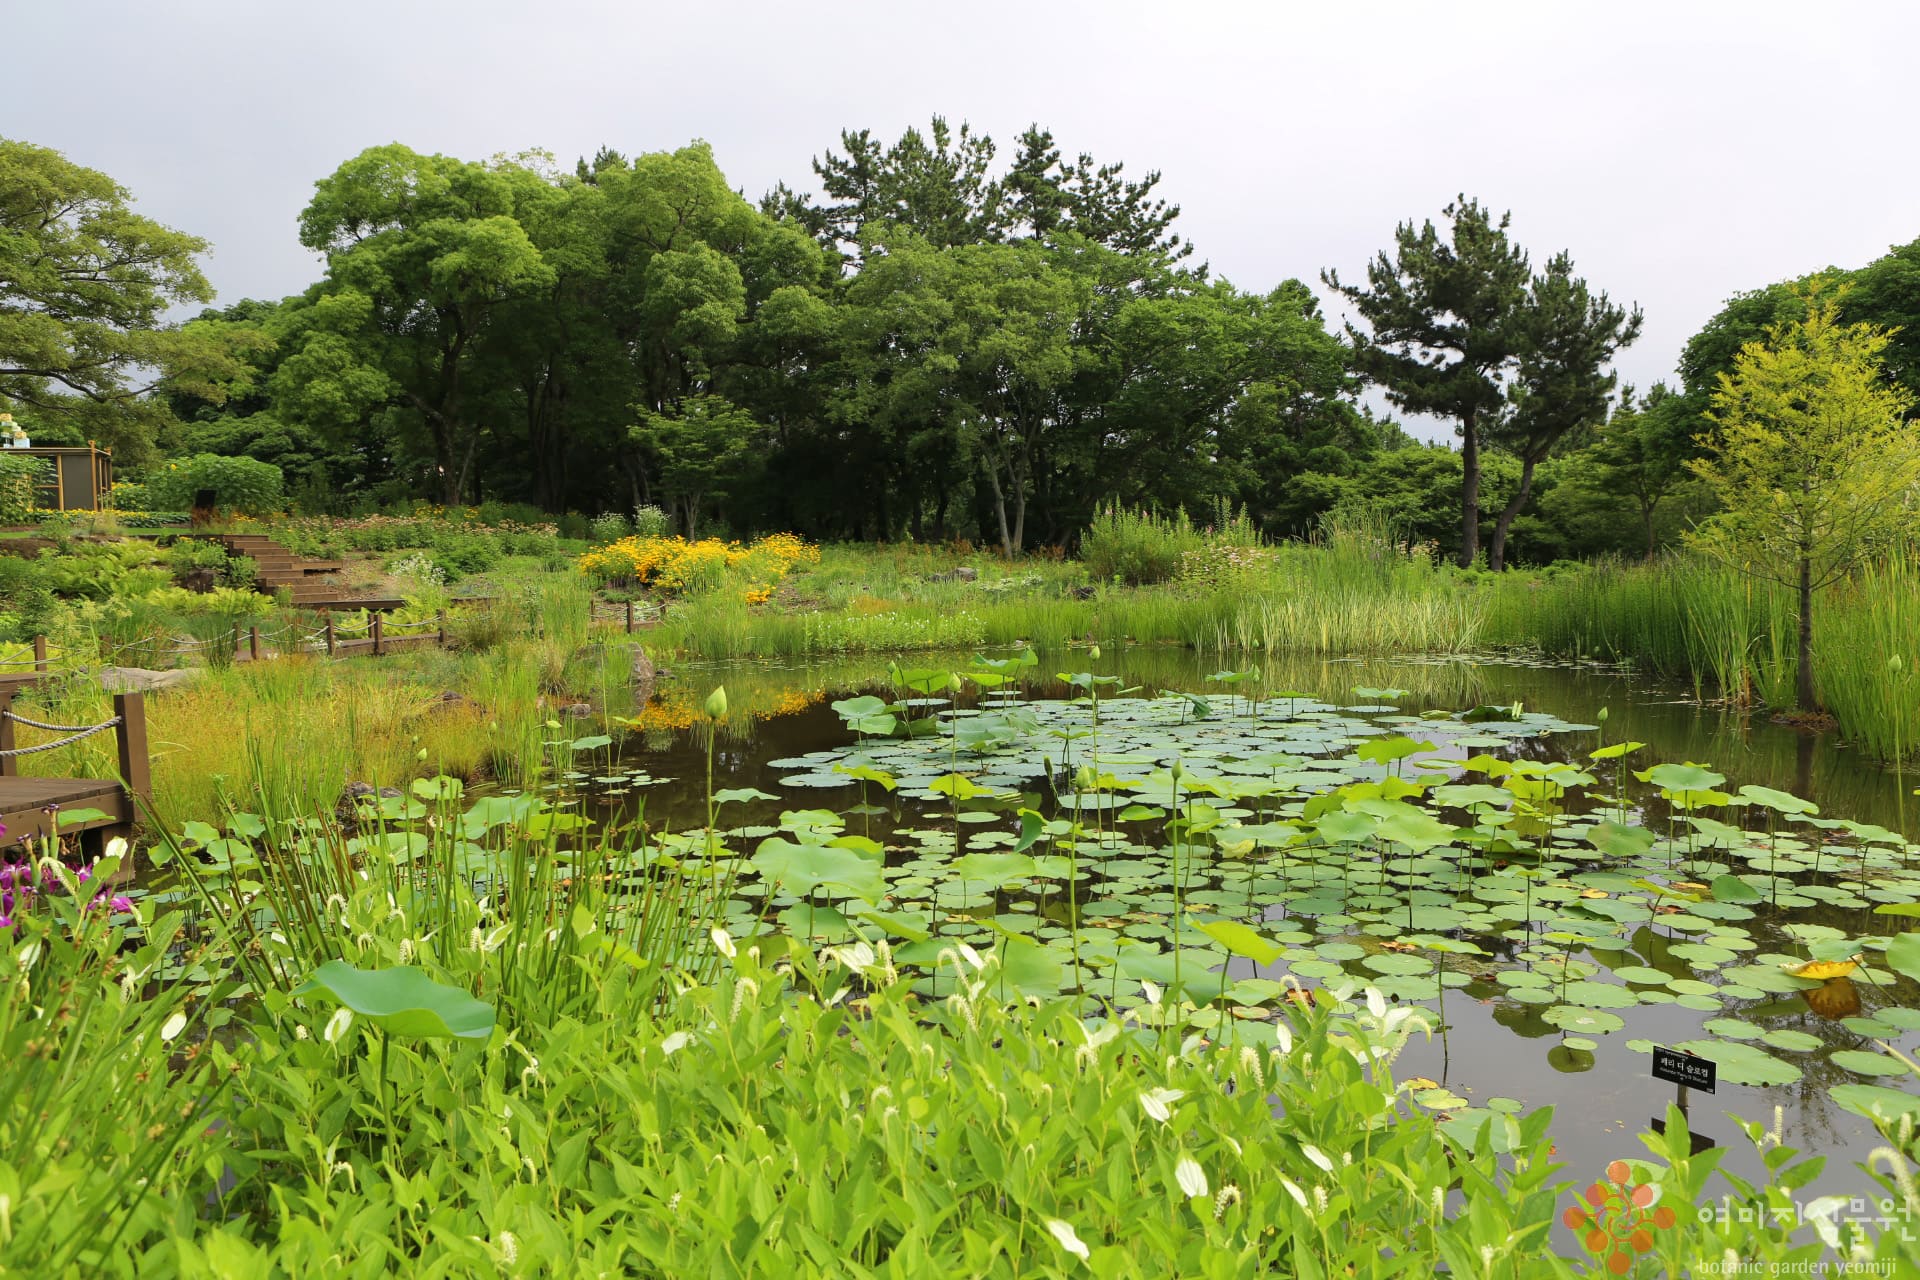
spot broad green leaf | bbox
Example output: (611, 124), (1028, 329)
(293, 961), (495, 1041)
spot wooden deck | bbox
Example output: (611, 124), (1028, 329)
(0, 775), (135, 847)
(0, 689), (149, 852)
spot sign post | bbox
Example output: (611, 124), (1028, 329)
(1650, 1046), (1718, 1154)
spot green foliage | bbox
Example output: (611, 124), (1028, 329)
(1689, 287), (1920, 709)
(1080, 503), (1260, 585)
(0, 138), (261, 460)
(587, 510), (631, 543)
(0, 452), (52, 521)
(632, 503), (669, 537)
(143, 452), (284, 513)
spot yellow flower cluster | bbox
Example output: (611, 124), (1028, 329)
(754, 689), (823, 720)
(579, 532), (818, 597)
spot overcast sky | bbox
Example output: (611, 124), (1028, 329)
(12, 0), (1917, 434)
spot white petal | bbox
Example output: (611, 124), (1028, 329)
(1045, 1218), (1090, 1261)
(160, 1011), (187, 1042)
(1175, 1157), (1209, 1198)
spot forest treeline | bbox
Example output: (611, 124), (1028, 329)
(5, 123), (1918, 563)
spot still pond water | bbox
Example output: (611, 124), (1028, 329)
(577, 645), (1920, 1226)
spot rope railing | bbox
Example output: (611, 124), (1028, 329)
(0, 712), (124, 757)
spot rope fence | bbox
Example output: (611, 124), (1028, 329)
(0, 711), (123, 758)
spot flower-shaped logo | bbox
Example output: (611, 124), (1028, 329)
(1563, 1160), (1677, 1275)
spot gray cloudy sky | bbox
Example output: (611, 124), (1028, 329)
(12, 0), (1918, 425)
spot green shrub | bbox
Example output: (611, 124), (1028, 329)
(589, 511), (631, 543)
(0, 454), (54, 522)
(633, 503), (670, 538)
(428, 529), (501, 577)
(144, 454), (284, 513)
(164, 539), (229, 581)
(1081, 503), (1260, 586)
(106, 479), (152, 511)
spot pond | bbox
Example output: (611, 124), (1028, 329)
(562, 645), (1920, 1228)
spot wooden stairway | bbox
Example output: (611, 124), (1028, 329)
(215, 534), (350, 606)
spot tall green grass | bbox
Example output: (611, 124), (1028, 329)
(1482, 549), (1920, 760)
(1480, 557), (1796, 701)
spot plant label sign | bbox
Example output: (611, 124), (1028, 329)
(1651, 1046), (1716, 1094)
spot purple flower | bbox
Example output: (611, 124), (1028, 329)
(0, 916), (11, 931)
(109, 896), (132, 913)
(76, 867), (90, 885)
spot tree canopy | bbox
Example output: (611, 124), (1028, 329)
(1688, 287), (1920, 708)
(0, 138), (256, 460)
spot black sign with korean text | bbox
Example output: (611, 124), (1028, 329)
(1651, 1046), (1717, 1094)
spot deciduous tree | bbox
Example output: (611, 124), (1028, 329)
(0, 138), (257, 458)
(1688, 288), (1920, 709)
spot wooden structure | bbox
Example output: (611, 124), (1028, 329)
(6, 446), (114, 512)
(0, 688), (149, 850)
(210, 533), (346, 606)
(0, 635), (51, 695)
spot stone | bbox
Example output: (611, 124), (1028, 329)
(629, 644), (656, 685)
(98, 666), (204, 694)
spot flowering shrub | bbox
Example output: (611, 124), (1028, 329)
(1177, 543), (1275, 591)
(579, 532), (818, 596)
(632, 504), (670, 538)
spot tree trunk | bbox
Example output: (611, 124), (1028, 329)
(1458, 413), (1481, 569)
(983, 460), (1015, 558)
(1797, 553), (1816, 711)
(1641, 501), (1657, 560)
(1488, 455), (1538, 573)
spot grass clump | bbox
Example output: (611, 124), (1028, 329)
(1081, 503), (1260, 586)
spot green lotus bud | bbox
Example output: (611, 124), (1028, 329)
(1089, 644), (1101, 661)
(1891, 654), (1904, 674)
(1074, 765), (1096, 791)
(705, 685), (729, 719)
(1597, 706), (1609, 724)
(1169, 758), (1185, 782)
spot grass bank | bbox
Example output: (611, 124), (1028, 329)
(643, 536), (1483, 660)
(1480, 549), (1920, 762)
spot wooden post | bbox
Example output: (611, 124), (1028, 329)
(436, 609), (447, 646)
(0, 687), (14, 778)
(32, 634), (46, 673)
(113, 691), (150, 804)
(325, 615), (335, 657)
(625, 600), (634, 634)
(232, 621), (242, 660)
(249, 625), (261, 661)
(372, 612), (384, 656)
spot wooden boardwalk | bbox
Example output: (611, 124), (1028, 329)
(0, 690), (148, 850)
